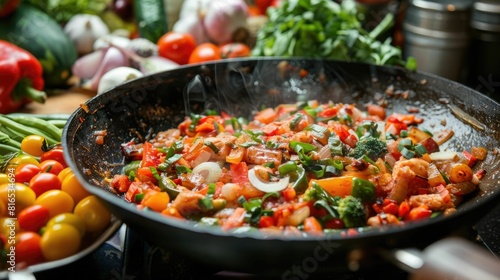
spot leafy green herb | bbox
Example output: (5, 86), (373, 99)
(252, 0), (413, 68)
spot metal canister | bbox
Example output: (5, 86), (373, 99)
(465, 0), (500, 95)
(403, 0), (473, 81)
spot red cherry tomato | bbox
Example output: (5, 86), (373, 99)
(188, 43), (222, 64)
(157, 32), (197, 65)
(40, 147), (67, 168)
(29, 172), (62, 197)
(15, 163), (41, 184)
(38, 160), (65, 176)
(18, 204), (51, 232)
(219, 42), (252, 58)
(15, 231), (44, 266)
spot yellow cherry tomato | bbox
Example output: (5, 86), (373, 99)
(0, 183), (36, 215)
(46, 213), (86, 238)
(35, 190), (74, 218)
(57, 167), (73, 182)
(6, 154), (39, 170)
(21, 135), (46, 157)
(40, 223), (81, 261)
(73, 195), (111, 233)
(61, 173), (91, 204)
(0, 174), (9, 185)
(0, 217), (19, 238)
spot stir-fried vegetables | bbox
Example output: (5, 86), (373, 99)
(110, 101), (487, 236)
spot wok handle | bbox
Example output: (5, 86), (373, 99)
(389, 237), (500, 280)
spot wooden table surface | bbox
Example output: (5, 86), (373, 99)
(20, 87), (95, 115)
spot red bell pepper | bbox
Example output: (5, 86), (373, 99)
(0, 40), (46, 114)
(0, 0), (19, 17)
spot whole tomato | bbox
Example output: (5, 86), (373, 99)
(18, 204), (51, 232)
(15, 232), (44, 266)
(29, 172), (62, 197)
(40, 147), (67, 168)
(157, 32), (197, 65)
(219, 42), (252, 59)
(73, 195), (111, 233)
(40, 223), (81, 261)
(38, 160), (64, 176)
(188, 43), (222, 64)
(15, 163), (41, 184)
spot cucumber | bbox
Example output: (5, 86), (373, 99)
(134, 0), (169, 43)
(0, 3), (78, 88)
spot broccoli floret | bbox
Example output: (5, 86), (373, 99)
(336, 196), (366, 228)
(349, 136), (388, 161)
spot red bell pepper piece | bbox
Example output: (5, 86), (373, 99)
(0, 40), (46, 113)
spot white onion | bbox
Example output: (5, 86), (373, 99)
(192, 162), (222, 184)
(247, 168), (289, 193)
(429, 151), (458, 161)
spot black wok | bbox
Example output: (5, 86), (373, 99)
(62, 58), (500, 275)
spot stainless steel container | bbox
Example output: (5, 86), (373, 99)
(403, 0), (473, 81)
(466, 0), (500, 94)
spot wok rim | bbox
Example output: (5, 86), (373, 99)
(62, 57), (500, 245)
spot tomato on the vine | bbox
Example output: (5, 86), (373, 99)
(157, 32), (197, 65)
(18, 204), (51, 232)
(14, 163), (41, 184)
(29, 172), (62, 197)
(20, 135), (46, 157)
(15, 231), (44, 266)
(188, 43), (222, 64)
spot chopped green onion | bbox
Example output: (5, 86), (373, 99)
(128, 171), (136, 182)
(400, 130), (408, 137)
(278, 161), (298, 175)
(290, 141), (316, 153)
(173, 140), (184, 153)
(238, 195), (247, 205)
(204, 140), (220, 154)
(134, 193), (145, 203)
(199, 197), (214, 211)
(400, 147), (416, 159)
(149, 167), (167, 191)
(289, 113), (303, 130)
(175, 165), (192, 174)
(239, 142), (260, 148)
(189, 113), (202, 132)
(157, 154), (182, 171)
(207, 183), (216, 195)
(414, 143), (427, 155)
(398, 138), (413, 150)
(263, 161), (275, 168)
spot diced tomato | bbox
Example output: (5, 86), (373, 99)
(398, 200), (410, 218)
(262, 122), (280, 136)
(330, 123), (350, 141)
(110, 174), (132, 193)
(136, 167), (156, 183)
(258, 215), (275, 228)
(404, 205), (432, 221)
(303, 217), (323, 235)
(254, 107), (278, 124)
(283, 187), (296, 202)
(221, 207), (246, 231)
(125, 182), (143, 202)
(382, 201), (399, 216)
(230, 162), (250, 185)
(366, 104), (386, 119)
(462, 150), (477, 167)
(385, 120), (408, 136)
(141, 142), (163, 167)
(317, 107), (339, 118)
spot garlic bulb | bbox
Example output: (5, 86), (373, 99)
(64, 14), (110, 55)
(97, 66), (143, 94)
